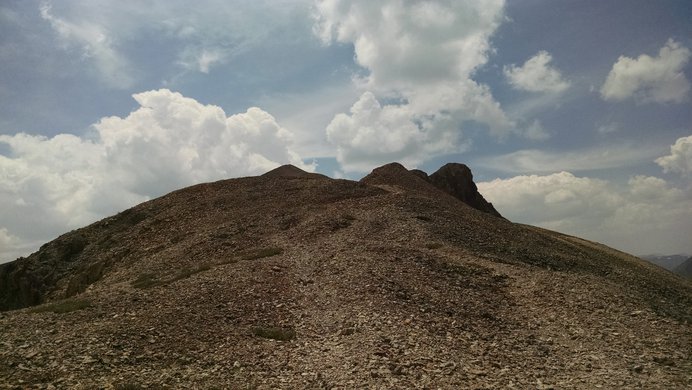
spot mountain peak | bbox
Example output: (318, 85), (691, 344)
(362, 162), (503, 218)
(261, 164), (327, 179)
(360, 162), (439, 195)
(429, 163), (503, 218)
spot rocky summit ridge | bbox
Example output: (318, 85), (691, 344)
(0, 162), (691, 389)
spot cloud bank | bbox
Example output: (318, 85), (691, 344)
(477, 144), (665, 174)
(315, 0), (512, 172)
(478, 171), (692, 255)
(504, 51), (570, 93)
(600, 39), (691, 104)
(0, 89), (309, 262)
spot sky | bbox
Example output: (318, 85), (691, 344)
(1, 0), (691, 263)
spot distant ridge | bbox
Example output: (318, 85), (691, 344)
(641, 254), (689, 271)
(674, 257), (692, 279)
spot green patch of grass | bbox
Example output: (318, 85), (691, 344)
(132, 263), (212, 289)
(241, 247), (283, 260)
(252, 326), (296, 341)
(217, 258), (239, 266)
(30, 298), (92, 314)
(169, 264), (212, 283)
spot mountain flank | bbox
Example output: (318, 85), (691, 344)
(0, 163), (690, 389)
(674, 257), (692, 279)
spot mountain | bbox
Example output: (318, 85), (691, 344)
(674, 257), (692, 279)
(640, 254), (689, 271)
(1, 163), (691, 389)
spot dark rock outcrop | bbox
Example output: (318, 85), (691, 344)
(360, 162), (502, 219)
(428, 163), (503, 218)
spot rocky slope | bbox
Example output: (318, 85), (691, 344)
(0, 163), (691, 389)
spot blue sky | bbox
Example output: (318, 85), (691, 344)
(1, 0), (691, 262)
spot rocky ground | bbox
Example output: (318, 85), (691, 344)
(1, 164), (690, 389)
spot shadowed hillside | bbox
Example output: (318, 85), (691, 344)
(674, 257), (692, 279)
(0, 163), (690, 389)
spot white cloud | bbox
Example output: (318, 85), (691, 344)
(0, 89), (310, 263)
(504, 51), (570, 93)
(39, 2), (134, 88)
(600, 39), (691, 104)
(314, 0), (512, 172)
(597, 123), (620, 135)
(0, 228), (37, 262)
(254, 79), (360, 158)
(37, 0), (311, 86)
(326, 91), (467, 172)
(523, 120), (550, 141)
(478, 172), (692, 255)
(655, 135), (692, 176)
(196, 49), (225, 73)
(477, 144), (666, 174)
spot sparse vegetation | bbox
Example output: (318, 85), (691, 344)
(132, 263), (212, 289)
(131, 248), (282, 289)
(241, 247), (283, 260)
(252, 326), (296, 341)
(216, 258), (239, 267)
(115, 384), (146, 390)
(29, 298), (92, 314)
(426, 242), (443, 250)
(131, 273), (160, 289)
(169, 264), (212, 283)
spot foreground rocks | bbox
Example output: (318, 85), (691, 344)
(1, 163), (690, 389)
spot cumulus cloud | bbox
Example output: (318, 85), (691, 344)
(326, 91), (466, 171)
(0, 228), (36, 263)
(655, 135), (692, 176)
(600, 39), (691, 104)
(478, 172), (692, 255)
(0, 89), (309, 263)
(314, 0), (512, 171)
(504, 51), (570, 93)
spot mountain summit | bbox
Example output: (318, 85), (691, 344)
(1, 162), (690, 388)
